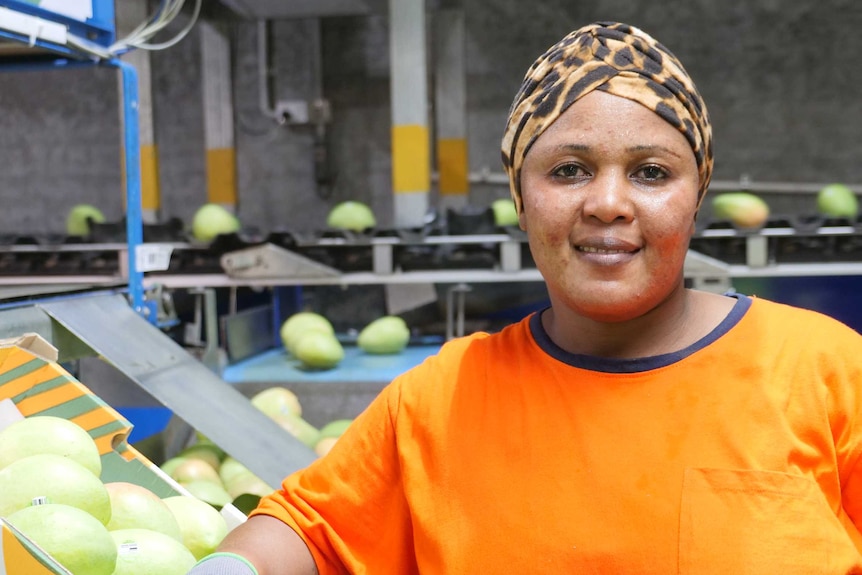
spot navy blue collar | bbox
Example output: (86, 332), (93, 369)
(529, 294), (752, 373)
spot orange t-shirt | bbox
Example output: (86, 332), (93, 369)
(254, 295), (862, 573)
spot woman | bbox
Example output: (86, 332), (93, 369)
(189, 22), (862, 574)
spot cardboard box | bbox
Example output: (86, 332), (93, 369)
(0, 333), (244, 575)
(0, 518), (70, 575)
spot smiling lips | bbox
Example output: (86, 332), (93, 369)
(576, 237), (639, 252)
(574, 238), (640, 261)
(578, 246), (632, 254)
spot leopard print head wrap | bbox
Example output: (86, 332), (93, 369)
(501, 21), (713, 210)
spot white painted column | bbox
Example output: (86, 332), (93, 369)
(389, 0), (429, 229)
(200, 19), (237, 213)
(434, 8), (469, 210)
(117, 0), (159, 224)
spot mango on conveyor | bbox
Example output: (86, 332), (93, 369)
(817, 183), (858, 218)
(711, 192), (770, 229)
(357, 316), (410, 355)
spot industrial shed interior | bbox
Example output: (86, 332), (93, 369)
(1, 0), (862, 556)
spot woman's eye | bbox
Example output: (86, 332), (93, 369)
(552, 163), (586, 178)
(636, 165), (667, 181)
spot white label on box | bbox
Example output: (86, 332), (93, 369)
(135, 244), (174, 272)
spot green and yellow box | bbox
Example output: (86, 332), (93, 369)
(0, 333), (244, 575)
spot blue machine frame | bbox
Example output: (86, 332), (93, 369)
(0, 0), (151, 321)
(0, 0), (115, 47)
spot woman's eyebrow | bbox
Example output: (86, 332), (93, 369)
(552, 143), (590, 153)
(627, 144), (683, 159)
(547, 143), (683, 159)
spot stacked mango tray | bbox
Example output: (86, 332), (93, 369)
(0, 333), (247, 575)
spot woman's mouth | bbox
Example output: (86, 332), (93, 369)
(574, 241), (640, 265)
(577, 246), (633, 255)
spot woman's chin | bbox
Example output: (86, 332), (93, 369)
(562, 292), (662, 323)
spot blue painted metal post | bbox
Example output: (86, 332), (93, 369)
(113, 59), (148, 318)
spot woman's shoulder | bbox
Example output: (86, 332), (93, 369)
(744, 294), (862, 342)
(394, 315), (535, 388)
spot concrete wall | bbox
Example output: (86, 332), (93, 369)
(1, 0), (860, 235)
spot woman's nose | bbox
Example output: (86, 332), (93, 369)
(582, 172), (634, 223)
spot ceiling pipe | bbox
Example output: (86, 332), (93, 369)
(256, 19), (280, 120)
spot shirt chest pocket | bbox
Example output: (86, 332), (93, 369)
(679, 468), (862, 575)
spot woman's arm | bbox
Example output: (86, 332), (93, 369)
(188, 515), (318, 575)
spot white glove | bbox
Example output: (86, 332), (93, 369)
(186, 552), (258, 575)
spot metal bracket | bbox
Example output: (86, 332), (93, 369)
(220, 243), (340, 279)
(500, 240), (522, 272)
(143, 283), (179, 328)
(185, 287), (224, 373)
(445, 283), (472, 340)
(684, 249), (734, 294)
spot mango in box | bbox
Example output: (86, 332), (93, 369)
(163, 495), (230, 560)
(0, 333), (240, 575)
(6, 503), (117, 575)
(180, 480), (233, 510)
(0, 415), (102, 476)
(103, 482), (183, 540)
(109, 528), (196, 575)
(0, 453), (111, 524)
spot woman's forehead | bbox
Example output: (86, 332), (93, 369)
(529, 91), (696, 155)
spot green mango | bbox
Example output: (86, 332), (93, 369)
(711, 192), (770, 228)
(326, 201), (377, 232)
(491, 198), (519, 227)
(319, 419), (354, 440)
(817, 183), (858, 218)
(280, 312), (334, 356)
(293, 331), (344, 370)
(272, 413), (321, 448)
(357, 316), (410, 355)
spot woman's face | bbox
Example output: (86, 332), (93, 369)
(518, 90), (701, 323)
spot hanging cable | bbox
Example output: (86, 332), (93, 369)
(107, 0), (202, 55)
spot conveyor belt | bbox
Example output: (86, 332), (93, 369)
(222, 344), (442, 429)
(3, 213), (862, 281)
(37, 293), (317, 487)
(222, 344), (441, 384)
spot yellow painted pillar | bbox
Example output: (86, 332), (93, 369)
(389, 0), (429, 228)
(117, 0), (160, 223)
(200, 19), (237, 212)
(434, 8), (469, 210)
